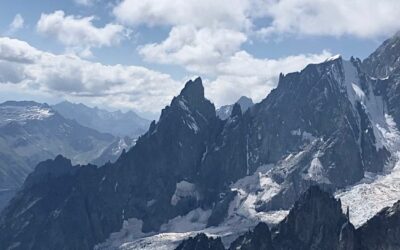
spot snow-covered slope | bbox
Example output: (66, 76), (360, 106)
(0, 101), (54, 126)
(336, 114), (400, 227)
(333, 60), (400, 227)
(94, 163), (290, 250)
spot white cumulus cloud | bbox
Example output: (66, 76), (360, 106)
(0, 37), (181, 114)
(114, 0), (400, 39)
(258, 0), (400, 38)
(37, 10), (127, 57)
(0, 36), (333, 114)
(139, 25), (247, 75)
(205, 50), (333, 107)
(7, 14), (24, 34)
(113, 0), (261, 30)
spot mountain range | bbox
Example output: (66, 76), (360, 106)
(2, 32), (400, 250)
(52, 101), (150, 138)
(0, 101), (148, 212)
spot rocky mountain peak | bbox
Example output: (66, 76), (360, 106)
(180, 77), (205, 100)
(362, 31), (400, 78)
(164, 77), (216, 125)
(273, 186), (349, 250)
(236, 96), (254, 111)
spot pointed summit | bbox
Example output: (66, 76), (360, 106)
(167, 77), (215, 121)
(180, 77), (204, 100)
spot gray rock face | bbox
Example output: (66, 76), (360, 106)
(362, 32), (400, 79)
(175, 233), (225, 250)
(229, 222), (274, 250)
(53, 101), (150, 138)
(242, 57), (389, 210)
(362, 34), (400, 130)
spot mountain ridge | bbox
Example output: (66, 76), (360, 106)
(52, 100), (150, 138)
(2, 33), (400, 250)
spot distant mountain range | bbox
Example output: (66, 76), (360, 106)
(0, 101), (149, 211)
(52, 101), (150, 138)
(0, 101), (115, 210)
(216, 96), (254, 120)
(2, 32), (400, 250)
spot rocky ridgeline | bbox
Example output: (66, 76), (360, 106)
(2, 32), (400, 249)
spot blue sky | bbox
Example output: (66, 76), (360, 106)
(0, 0), (399, 119)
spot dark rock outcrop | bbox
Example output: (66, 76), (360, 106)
(229, 222), (274, 250)
(362, 32), (400, 79)
(357, 201), (400, 250)
(175, 233), (225, 250)
(272, 186), (355, 250)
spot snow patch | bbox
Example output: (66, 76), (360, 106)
(325, 54), (341, 62)
(290, 129), (316, 142)
(290, 129), (301, 136)
(95, 218), (153, 250)
(305, 156), (330, 184)
(0, 105), (54, 126)
(351, 83), (365, 99)
(98, 165), (287, 250)
(171, 181), (199, 206)
(160, 208), (211, 233)
(221, 164), (287, 235)
(342, 60), (386, 150)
